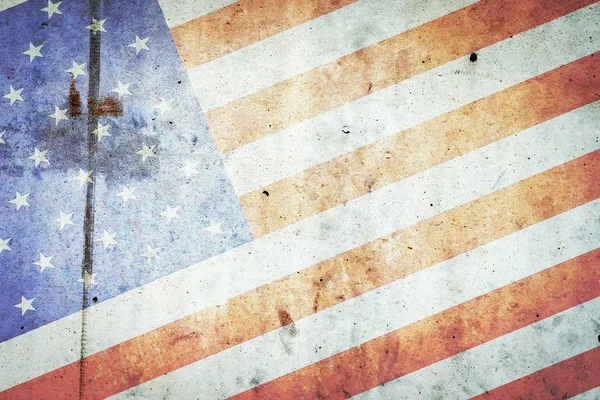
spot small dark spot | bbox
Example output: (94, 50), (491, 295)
(430, 203), (433, 207)
(469, 53), (478, 62)
(536, 313), (540, 318)
(250, 377), (260, 386)
(407, 246), (413, 250)
(177, 81), (181, 84)
(262, 190), (269, 197)
(92, 296), (98, 303)
(169, 121), (173, 124)
(342, 126), (350, 134)
(20, 326), (24, 330)
(597, 334), (600, 343)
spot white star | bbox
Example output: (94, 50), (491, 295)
(23, 43), (43, 62)
(85, 18), (106, 34)
(0, 237), (11, 254)
(33, 253), (54, 272)
(179, 160), (198, 178)
(9, 192), (30, 211)
(78, 270), (98, 288)
(141, 245), (160, 264)
(128, 35), (149, 55)
(136, 144), (156, 162)
(203, 219), (224, 236)
(49, 106), (68, 126)
(28, 147), (49, 167)
(41, 0), (62, 19)
(66, 60), (87, 80)
(97, 230), (117, 249)
(116, 185), (136, 204)
(73, 169), (93, 187)
(154, 98), (173, 116)
(4, 86), (23, 105)
(0, 131), (5, 145)
(160, 206), (180, 222)
(111, 81), (131, 100)
(14, 296), (35, 315)
(94, 122), (111, 142)
(54, 210), (74, 229)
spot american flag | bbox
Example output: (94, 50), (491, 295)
(0, 0), (599, 398)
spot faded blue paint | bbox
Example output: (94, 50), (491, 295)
(0, 0), (251, 342)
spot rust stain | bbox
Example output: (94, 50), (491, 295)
(277, 309), (294, 328)
(68, 79), (82, 119)
(88, 95), (123, 118)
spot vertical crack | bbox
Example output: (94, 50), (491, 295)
(79, 0), (101, 398)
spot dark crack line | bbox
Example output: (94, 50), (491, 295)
(79, 0), (101, 398)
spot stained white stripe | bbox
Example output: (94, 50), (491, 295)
(571, 387), (600, 400)
(188, 0), (478, 111)
(353, 298), (600, 400)
(224, 4), (600, 195)
(1, 101), (599, 388)
(0, 0), (26, 12)
(114, 200), (600, 399)
(157, 0), (238, 28)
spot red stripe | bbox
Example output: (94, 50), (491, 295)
(232, 249), (600, 399)
(473, 346), (600, 399)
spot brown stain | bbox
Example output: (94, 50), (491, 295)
(5, 150), (600, 399)
(88, 95), (123, 117)
(277, 309), (299, 338)
(206, 0), (596, 153)
(68, 79), (82, 119)
(232, 249), (600, 399)
(171, 0), (357, 68)
(239, 52), (600, 237)
(168, 331), (200, 346)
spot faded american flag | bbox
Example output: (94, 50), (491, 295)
(1, 0), (600, 398)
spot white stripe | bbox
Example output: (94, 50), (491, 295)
(157, 0), (238, 28)
(0, 0), (26, 12)
(188, 0), (478, 111)
(353, 298), (600, 400)
(1, 101), (599, 388)
(114, 200), (600, 399)
(224, 4), (600, 195)
(572, 387), (600, 400)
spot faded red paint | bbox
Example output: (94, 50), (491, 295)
(171, 0), (357, 68)
(205, 0), (598, 152)
(234, 249), (600, 399)
(474, 346), (600, 399)
(3, 150), (599, 400)
(240, 52), (600, 237)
